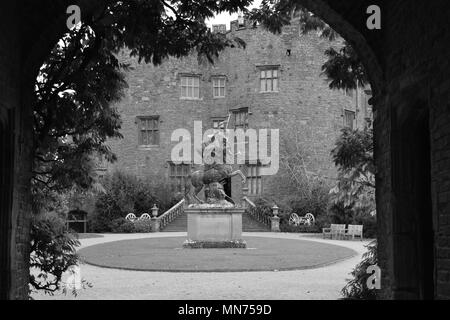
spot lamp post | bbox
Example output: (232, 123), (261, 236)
(271, 205), (280, 232)
(150, 204), (160, 232)
(151, 204), (159, 218)
(241, 186), (249, 208)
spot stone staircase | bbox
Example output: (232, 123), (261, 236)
(162, 212), (270, 232)
(162, 211), (188, 232)
(242, 212), (271, 232)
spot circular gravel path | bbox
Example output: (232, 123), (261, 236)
(78, 236), (356, 272)
(32, 233), (372, 300)
(77, 233), (104, 239)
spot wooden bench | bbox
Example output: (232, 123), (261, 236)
(66, 210), (88, 233)
(322, 224), (346, 239)
(345, 224), (364, 240)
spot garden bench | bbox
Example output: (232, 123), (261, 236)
(345, 224), (364, 240)
(322, 224), (346, 239)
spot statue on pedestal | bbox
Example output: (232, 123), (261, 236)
(183, 130), (247, 249)
(187, 131), (246, 206)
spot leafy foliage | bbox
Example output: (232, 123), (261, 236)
(297, 9), (338, 41)
(328, 127), (376, 239)
(33, 24), (125, 197)
(252, 131), (333, 233)
(322, 44), (368, 90)
(29, 215), (90, 296)
(247, 0), (337, 37)
(110, 218), (154, 233)
(132, 219), (154, 233)
(331, 128), (374, 175)
(252, 196), (332, 233)
(341, 240), (378, 300)
(31, 1), (255, 297)
(247, 0), (294, 33)
(90, 171), (178, 232)
(330, 128), (375, 218)
(97, 0), (251, 65)
(276, 132), (332, 219)
(33, 0), (252, 202)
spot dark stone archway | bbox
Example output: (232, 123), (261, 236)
(0, 110), (15, 299)
(1, 0), (450, 300)
(0, 1), (25, 300)
(391, 94), (434, 299)
(0, 0), (106, 299)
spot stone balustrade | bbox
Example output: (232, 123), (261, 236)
(241, 187), (280, 232)
(155, 198), (185, 231)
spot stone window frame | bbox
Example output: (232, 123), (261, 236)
(244, 162), (263, 195)
(231, 107), (249, 129)
(211, 116), (227, 129)
(343, 109), (356, 130)
(179, 73), (201, 100)
(212, 76), (226, 98)
(168, 161), (192, 193)
(136, 115), (160, 147)
(257, 65), (280, 93)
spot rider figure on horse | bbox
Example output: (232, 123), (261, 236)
(187, 130), (246, 205)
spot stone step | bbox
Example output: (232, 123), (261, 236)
(242, 212), (270, 232)
(162, 211), (270, 232)
(162, 213), (187, 232)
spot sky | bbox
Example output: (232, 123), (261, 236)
(206, 0), (262, 30)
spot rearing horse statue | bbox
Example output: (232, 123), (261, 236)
(186, 130), (246, 205)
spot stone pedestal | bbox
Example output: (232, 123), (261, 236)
(150, 218), (160, 232)
(270, 216), (280, 232)
(271, 205), (280, 232)
(183, 206), (246, 248)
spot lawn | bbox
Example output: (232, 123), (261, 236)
(78, 236), (356, 272)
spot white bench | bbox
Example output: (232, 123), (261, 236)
(125, 213), (137, 222)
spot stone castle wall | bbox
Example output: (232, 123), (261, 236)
(106, 18), (369, 203)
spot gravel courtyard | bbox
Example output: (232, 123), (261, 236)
(32, 232), (370, 300)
